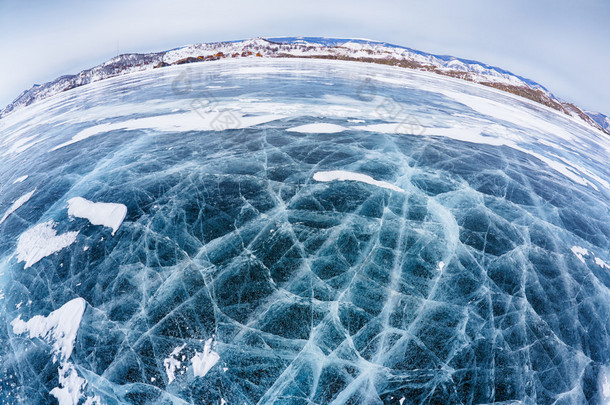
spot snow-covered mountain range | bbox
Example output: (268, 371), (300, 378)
(1, 37), (608, 134)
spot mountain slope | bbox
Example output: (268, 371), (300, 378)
(586, 111), (610, 132)
(1, 37), (607, 134)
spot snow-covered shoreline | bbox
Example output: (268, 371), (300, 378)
(1, 37), (607, 134)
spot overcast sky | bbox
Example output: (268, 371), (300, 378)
(1, 0), (609, 114)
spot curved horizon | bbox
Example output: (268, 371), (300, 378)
(0, 0), (608, 114)
(2, 36), (608, 132)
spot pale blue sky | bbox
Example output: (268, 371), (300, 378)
(1, 0), (609, 114)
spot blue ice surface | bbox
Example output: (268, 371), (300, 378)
(0, 58), (609, 404)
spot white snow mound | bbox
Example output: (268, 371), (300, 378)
(68, 197), (127, 236)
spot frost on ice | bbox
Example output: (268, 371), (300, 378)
(67, 197), (127, 235)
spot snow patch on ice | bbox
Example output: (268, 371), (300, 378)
(515, 147), (599, 190)
(352, 108), (605, 191)
(51, 123), (114, 151)
(438, 89), (576, 142)
(83, 395), (101, 405)
(12, 298), (87, 405)
(16, 221), (79, 268)
(570, 246), (610, 270)
(51, 111), (283, 151)
(595, 257), (610, 270)
(192, 338), (220, 378)
(164, 344), (186, 384)
(50, 363), (87, 405)
(67, 197), (127, 236)
(11, 298), (86, 361)
(600, 366), (610, 404)
(287, 123), (347, 133)
(2, 134), (44, 156)
(571, 246), (589, 264)
(12, 175), (28, 184)
(0, 188), (36, 225)
(313, 170), (404, 193)
(351, 123), (424, 135)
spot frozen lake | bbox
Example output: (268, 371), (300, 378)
(0, 58), (609, 404)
